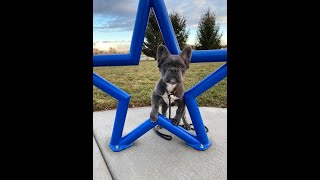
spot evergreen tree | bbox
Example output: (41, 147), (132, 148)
(170, 11), (189, 49)
(142, 10), (190, 59)
(196, 9), (222, 50)
(142, 10), (163, 59)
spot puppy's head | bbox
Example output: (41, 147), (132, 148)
(157, 45), (192, 84)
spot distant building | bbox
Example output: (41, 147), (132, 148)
(140, 54), (155, 61)
(185, 44), (227, 50)
(93, 48), (99, 54)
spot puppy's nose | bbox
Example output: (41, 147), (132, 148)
(169, 68), (178, 73)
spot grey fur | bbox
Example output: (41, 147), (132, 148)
(150, 45), (192, 127)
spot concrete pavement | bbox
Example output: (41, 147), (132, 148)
(93, 107), (227, 180)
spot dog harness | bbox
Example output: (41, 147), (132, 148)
(153, 82), (208, 140)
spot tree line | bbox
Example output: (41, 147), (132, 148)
(143, 8), (223, 59)
(94, 9), (224, 56)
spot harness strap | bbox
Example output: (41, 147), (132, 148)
(154, 81), (208, 141)
(153, 83), (175, 140)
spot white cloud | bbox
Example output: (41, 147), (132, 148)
(93, 0), (227, 47)
(217, 15), (227, 25)
(93, 41), (131, 52)
(94, 0), (226, 32)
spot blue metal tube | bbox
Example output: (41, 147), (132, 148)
(191, 49), (227, 63)
(93, 0), (227, 152)
(185, 63), (227, 98)
(93, 73), (130, 101)
(93, 0), (151, 67)
(93, 54), (133, 67)
(157, 115), (200, 145)
(110, 98), (130, 145)
(183, 63), (227, 144)
(152, 0), (180, 54)
(129, 0), (152, 59)
(119, 119), (157, 146)
(183, 97), (209, 144)
(93, 73), (131, 145)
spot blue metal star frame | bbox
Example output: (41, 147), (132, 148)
(93, 0), (227, 152)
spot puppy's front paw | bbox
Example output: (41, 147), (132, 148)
(172, 118), (180, 126)
(183, 123), (191, 130)
(150, 113), (158, 122)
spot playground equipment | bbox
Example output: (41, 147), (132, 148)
(93, 0), (227, 152)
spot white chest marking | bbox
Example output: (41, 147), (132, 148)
(161, 92), (179, 105)
(166, 83), (176, 92)
(161, 83), (179, 105)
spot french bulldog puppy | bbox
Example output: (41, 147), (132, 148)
(150, 45), (192, 127)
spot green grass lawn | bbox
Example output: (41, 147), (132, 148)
(93, 60), (227, 111)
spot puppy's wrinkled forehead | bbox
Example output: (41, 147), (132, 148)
(162, 55), (186, 67)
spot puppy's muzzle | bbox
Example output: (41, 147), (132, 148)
(169, 67), (179, 73)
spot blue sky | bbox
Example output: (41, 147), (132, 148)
(93, 0), (227, 51)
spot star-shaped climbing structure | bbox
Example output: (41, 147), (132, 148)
(93, 0), (227, 152)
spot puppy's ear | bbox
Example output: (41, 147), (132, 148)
(157, 45), (170, 68)
(180, 46), (192, 69)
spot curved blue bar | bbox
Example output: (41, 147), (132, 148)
(93, 73), (130, 100)
(93, 54), (135, 67)
(94, 72), (131, 146)
(119, 119), (157, 146)
(185, 63), (227, 98)
(183, 97), (209, 144)
(183, 64), (227, 144)
(191, 49), (227, 63)
(129, 0), (152, 59)
(93, 0), (227, 152)
(110, 98), (130, 145)
(152, 0), (180, 54)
